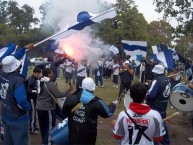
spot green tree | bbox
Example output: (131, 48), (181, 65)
(147, 20), (175, 47)
(153, 0), (192, 23)
(0, 0), (8, 24)
(7, 1), (39, 33)
(94, 0), (148, 47)
(0, 23), (17, 45)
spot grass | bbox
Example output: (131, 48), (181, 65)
(28, 68), (126, 144)
(27, 67), (193, 145)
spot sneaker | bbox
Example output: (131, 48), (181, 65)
(113, 86), (116, 88)
(101, 86), (104, 88)
(188, 137), (193, 142)
(35, 127), (39, 130)
(30, 130), (39, 135)
(116, 86), (118, 89)
(96, 86), (98, 87)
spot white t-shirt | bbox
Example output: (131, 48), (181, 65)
(65, 62), (73, 73)
(113, 108), (165, 145)
(77, 63), (87, 77)
(113, 64), (119, 75)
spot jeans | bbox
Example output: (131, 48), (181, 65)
(3, 119), (29, 145)
(95, 75), (103, 86)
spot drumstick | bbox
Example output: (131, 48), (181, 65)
(167, 71), (183, 78)
(117, 91), (127, 102)
(163, 112), (180, 121)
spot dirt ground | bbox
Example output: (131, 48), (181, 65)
(0, 106), (192, 145)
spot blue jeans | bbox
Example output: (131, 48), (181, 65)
(95, 76), (103, 86)
(3, 119), (29, 145)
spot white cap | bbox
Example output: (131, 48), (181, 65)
(123, 60), (130, 66)
(82, 77), (96, 91)
(152, 64), (165, 74)
(2, 55), (21, 73)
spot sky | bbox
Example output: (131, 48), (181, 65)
(16, 0), (177, 27)
(14, 0), (179, 60)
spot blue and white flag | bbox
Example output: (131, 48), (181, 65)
(20, 53), (28, 78)
(47, 40), (59, 52)
(152, 44), (180, 61)
(0, 43), (16, 61)
(121, 40), (147, 57)
(152, 44), (168, 54)
(129, 55), (142, 67)
(50, 8), (117, 40)
(149, 50), (174, 70)
(169, 48), (179, 60)
(108, 45), (119, 55)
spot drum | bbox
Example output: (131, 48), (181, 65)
(124, 93), (133, 108)
(50, 118), (69, 145)
(170, 83), (193, 112)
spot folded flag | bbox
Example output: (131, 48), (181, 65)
(108, 45), (119, 55)
(121, 40), (147, 57)
(50, 8), (117, 40)
(149, 50), (174, 70)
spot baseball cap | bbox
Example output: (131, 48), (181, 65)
(2, 55), (21, 73)
(82, 77), (96, 91)
(152, 64), (165, 74)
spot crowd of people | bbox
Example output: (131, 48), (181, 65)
(0, 43), (193, 145)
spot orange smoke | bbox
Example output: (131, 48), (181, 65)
(61, 43), (74, 58)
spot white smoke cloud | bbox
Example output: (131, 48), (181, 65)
(44, 0), (114, 62)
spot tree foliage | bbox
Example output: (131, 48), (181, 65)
(147, 20), (175, 47)
(0, 0), (192, 58)
(94, 0), (148, 48)
(153, 0), (192, 23)
(6, 1), (39, 33)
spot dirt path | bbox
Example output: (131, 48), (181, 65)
(0, 110), (192, 145)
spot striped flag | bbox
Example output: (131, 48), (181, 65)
(51, 8), (117, 40)
(149, 50), (174, 70)
(152, 44), (168, 54)
(0, 44), (16, 62)
(108, 45), (119, 55)
(121, 40), (147, 57)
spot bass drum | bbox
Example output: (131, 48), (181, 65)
(170, 83), (193, 112)
(124, 92), (133, 108)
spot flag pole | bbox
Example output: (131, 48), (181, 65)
(34, 7), (116, 47)
(34, 29), (68, 47)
